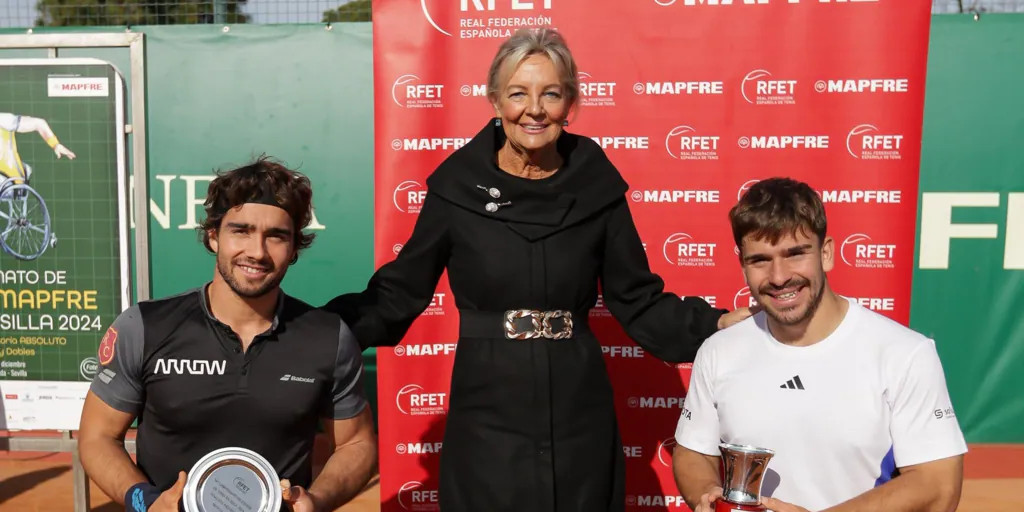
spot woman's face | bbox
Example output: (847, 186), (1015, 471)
(493, 54), (572, 153)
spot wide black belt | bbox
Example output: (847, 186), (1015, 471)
(459, 309), (588, 340)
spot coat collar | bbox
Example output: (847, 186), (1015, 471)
(426, 118), (629, 241)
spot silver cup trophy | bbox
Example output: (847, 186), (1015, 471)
(715, 443), (775, 512)
(182, 447), (283, 512)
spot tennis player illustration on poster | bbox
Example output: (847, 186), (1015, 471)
(0, 111), (76, 260)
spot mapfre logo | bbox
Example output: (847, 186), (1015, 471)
(849, 297), (896, 312)
(393, 180), (426, 214)
(733, 286), (760, 310)
(601, 345), (645, 358)
(846, 124), (903, 160)
(841, 233), (896, 269)
(632, 80), (723, 96)
(631, 189), (720, 203)
(741, 69), (796, 105)
(654, 0), (879, 6)
(420, 293), (447, 317)
(394, 343), (457, 357)
(395, 384), (447, 416)
(420, 0), (554, 40)
(398, 481), (439, 511)
(656, 437), (677, 467)
(737, 179), (759, 200)
(819, 190), (902, 204)
(459, 83), (487, 97)
(627, 396), (685, 408)
(590, 136), (649, 151)
(578, 72), (616, 107)
(665, 125), (720, 160)
(392, 137), (470, 152)
(738, 134), (829, 150)
(392, 75), (444, 109)
(626, 495), (686, 508)
(815, 78), (909, 94)
(395, 442), (443, 455)
(663, 233), (717, 267)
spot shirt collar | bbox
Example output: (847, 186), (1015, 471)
(197, 281), (285, 332)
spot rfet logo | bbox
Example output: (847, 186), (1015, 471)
(420, 293), (447, 317)
(577, 72), (616, 107)
(741, 69), (797, 105)
(733, 287), (760, 310)
(737, 179), (759, 200)
(840, 233), (896, 269)
(657, 437), (677, 467)
(392, 75), (444, 109)
(398, 481), (439, 511)
(420, 0), (554, 40)
(665, 125), (720, 160)
(395, 384), (447, 416)
(846, 124), (903, 160)
(393, 180), (426, 214)
(663, 233), (717, 267)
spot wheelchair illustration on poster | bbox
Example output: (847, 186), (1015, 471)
(0, 112), (75, 261)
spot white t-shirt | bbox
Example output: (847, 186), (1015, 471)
(674, 296), (967, 512)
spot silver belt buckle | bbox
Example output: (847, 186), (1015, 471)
(504, 309), (573, 339)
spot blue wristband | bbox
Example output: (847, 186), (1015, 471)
(125, 482), (161, 512)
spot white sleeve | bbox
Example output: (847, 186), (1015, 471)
(0, 113), (20, 132)
(889, 339), (968, 468)
(674, 344), (721, 456)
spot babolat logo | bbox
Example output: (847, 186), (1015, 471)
(154, 359), (226, 375)
(280, 374), (316, 383)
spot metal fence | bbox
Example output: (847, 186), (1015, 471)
(1, 0), (1022, 29)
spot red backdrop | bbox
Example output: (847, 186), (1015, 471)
(371, 1), (932, 509)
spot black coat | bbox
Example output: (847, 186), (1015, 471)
(325, 118), (727, 512)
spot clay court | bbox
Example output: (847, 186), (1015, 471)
(0, 431), (1021, 512)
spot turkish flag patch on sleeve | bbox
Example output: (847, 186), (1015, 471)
(98, 327), (118, 366)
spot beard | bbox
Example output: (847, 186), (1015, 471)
(760, 276), (826, 327)
(216, 254), (284, 299)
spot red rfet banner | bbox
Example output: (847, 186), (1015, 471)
(372, 1), (932, 510)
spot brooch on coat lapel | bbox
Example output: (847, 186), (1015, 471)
(476, 184), (511, 213)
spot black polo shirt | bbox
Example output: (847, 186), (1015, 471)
(89, 283), (368, 496)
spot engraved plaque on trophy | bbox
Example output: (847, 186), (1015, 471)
(716, 443), (775, 512)
(182, 447), (282, 512)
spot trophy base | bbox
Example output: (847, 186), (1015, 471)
(715, 499), (766, 512)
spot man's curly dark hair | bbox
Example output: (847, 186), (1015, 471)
(197, 155), (316, 265)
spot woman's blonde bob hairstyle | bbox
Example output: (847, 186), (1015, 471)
(486, 28), (580, 119)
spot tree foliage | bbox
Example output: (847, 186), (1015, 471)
(35, 0), (251, 26)
(322, 0), (371, 22)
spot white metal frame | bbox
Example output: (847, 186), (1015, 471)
(0, 32), (151, 512)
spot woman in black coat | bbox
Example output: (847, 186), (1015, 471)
(325, 27), (753, 512)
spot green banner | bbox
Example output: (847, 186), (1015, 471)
(912, 14), (1024, 443)
(0, 58), (129, 430)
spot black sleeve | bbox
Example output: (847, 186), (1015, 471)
(599, 199), (728, 364)
(322, 319), (370, 419)
(89, 305), (146, 415)
(322, 191), (451, 350)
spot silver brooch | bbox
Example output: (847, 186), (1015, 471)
(476, 185), (501, 199)
(485, 201), (511, 213)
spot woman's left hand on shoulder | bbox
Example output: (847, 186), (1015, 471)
(717, 306), (761, 330)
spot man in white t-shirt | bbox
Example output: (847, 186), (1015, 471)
(672, 177), (967, 512)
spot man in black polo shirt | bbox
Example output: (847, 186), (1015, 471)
(78, 157), (377, 512)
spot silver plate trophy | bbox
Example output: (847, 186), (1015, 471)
(718, 443), (775, 511)
(182, 447), (282, 512)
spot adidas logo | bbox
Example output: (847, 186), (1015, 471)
(780, 375), (805, 390)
